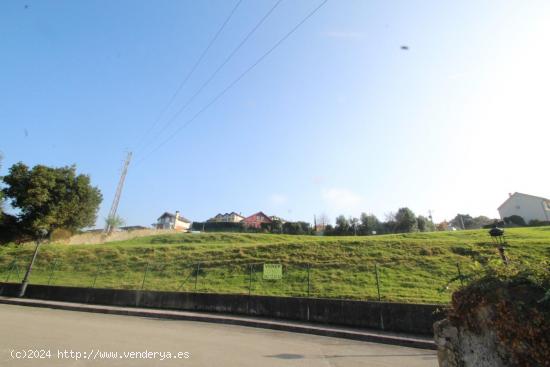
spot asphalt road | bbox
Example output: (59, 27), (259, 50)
(0, 304), (437, 367)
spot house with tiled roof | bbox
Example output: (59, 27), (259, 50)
(242, 211), (272, 229)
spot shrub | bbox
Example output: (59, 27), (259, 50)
(503, 215), (526, 227)
(528, 219), (550, 227)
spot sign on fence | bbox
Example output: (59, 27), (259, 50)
(263, 264), (282, 280)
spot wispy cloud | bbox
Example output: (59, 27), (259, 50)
(269, 193), (288, 206)
(322, 31), (364, 40)
(321, 188), (363, 213)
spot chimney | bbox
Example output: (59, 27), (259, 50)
(508, 193), (512, 197)
(175, 211), (180, 221)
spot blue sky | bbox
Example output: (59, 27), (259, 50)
(1, 1), (549, 227)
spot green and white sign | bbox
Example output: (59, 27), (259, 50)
(263, 264), (282, 280)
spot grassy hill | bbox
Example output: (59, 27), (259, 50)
(1, 227), (549, 304)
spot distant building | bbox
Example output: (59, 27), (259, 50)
(498, 192), (550, 223)
(242, 211), (272, 229)
(156, 211), (191, 231)
(207, 212), (244, 223)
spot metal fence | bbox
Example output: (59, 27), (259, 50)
(0, 253), (469, 304)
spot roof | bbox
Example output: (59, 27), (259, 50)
(157, 212), (191, 223)
(498, 192), (550, 210)
(243, 211), (273, 223)
(209, 212), (244, 219)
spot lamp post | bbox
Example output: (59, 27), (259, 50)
(488, 226), (508, 265)
(18, 229), (48, 297)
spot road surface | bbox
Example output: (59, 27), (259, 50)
(0, 303), (437, 366)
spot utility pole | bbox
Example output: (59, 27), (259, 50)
(459, 214), (465, 230)
(18, 229), (48, 297)
(105, 152), (132, 234)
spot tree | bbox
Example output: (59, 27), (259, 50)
(315, 213), (330, 228)
(360, 213), (381, 235)
(105, 214), (125, 233)
(2, 163), (102, 236)
(382, 212), (397, 233)
(417, 215), (428, 232)
(450, 214), (475, 230)
(437, 220), (450, 231)
(394, 207), (418, 233)
(334, 215), (350, 235)
(349, 217), (360, 235)
(417, 215), (435, 232)
(282, 221), (310, 235)
(0, 153), (4, 219)
(271, 219), (283, 233)
(296, 221), (312, 234)
(324, 224), (334, 235)
(472, 215), (493, 229)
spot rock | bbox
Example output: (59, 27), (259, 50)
(434, 306), (514, 367)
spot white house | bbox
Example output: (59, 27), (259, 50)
(156, 211), (191, 231)
(207, 212), (244, 223)
(498, 192), (550, 223)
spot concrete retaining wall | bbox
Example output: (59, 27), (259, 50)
(0, 282), (442, 335)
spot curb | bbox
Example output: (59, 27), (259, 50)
(0, 297), (436, 350)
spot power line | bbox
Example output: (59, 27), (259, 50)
(134, 0), (329, 166)
(136, 0), (284, 156)
(133, 0), (243, 153)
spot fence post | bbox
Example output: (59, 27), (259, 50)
(375, 263), (384, 330)
(306, 264), (311, 297)
(176, 264), (193, 292)
(375, 263), (382, 301)
(456, 262), (464, 286)
(48, 259), (58, 286)
(91, 263), (100, 288)
(194, 263), (200, 291)
(248, 264), (253, 296)
(141, 262), (149, 290)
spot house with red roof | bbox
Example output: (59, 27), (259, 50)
(242, 211), (272, 229)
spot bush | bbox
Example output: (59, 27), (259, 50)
(503, 215), (526, 227)
(528, 219), (550, 227)
(191, 222), (244, 232)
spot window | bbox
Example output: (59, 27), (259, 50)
(544, 201), (550, 211)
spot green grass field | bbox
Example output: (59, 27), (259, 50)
(1, 227), (549, 304)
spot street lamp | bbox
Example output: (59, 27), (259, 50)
(488, 226), (508, 265)
(18, 228), (48, 297)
